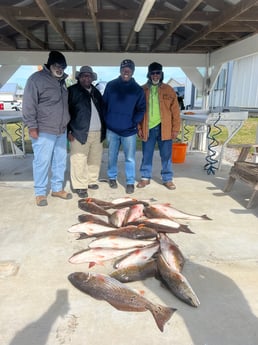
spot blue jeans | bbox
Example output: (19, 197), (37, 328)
(31, 132), (68, 196)
(106, 129), (136, 185)
(140, 124), (173, 182)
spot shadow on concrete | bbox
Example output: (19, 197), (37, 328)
(8, 289), (70, 345)
(141, 261), (258, 345)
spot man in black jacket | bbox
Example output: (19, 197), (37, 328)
(68, 66), (106, 198)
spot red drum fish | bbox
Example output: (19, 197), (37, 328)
(133, 217), (194, 234)
(76, 225), (158, 240)
(109, 207), (130, 227)
(67, 222), (117, 235)
(77, 214), (112, 226)
(159, 233), (185, 272)
(124, 204), (145, 224)
(88, 235), (155, 249)
(114, 242), (159, 269)
(81, 197), (114, 207)
(78, 200), (111, 216)
(68, 247), (136, 265)
(144, 204), (212, 221)
(68, 272), (176, 332)
(156, 254), (200, 307)
(110, 259), (158, 283)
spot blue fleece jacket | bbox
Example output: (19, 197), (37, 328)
(103, 76), (146, 137)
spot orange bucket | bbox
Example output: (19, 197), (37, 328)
(172, 142), (187, 163)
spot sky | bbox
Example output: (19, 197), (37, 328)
(7, 65), (187, 88)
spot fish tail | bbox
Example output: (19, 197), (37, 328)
(201, 214), (212, 220)
(179, 224), (195, 234)
(149, 305), (177, 332)
(76, 233), (89, 240)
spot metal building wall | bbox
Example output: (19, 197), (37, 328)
(229, 54), (258, 108)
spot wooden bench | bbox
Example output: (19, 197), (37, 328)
(224, 144), (258, 208)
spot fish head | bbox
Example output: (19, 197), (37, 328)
(68, 272), (91, 285)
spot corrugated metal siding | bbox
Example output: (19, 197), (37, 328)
(229, 54), (258, 108)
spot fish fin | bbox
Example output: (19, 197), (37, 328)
(201, 214), (212, 220)
(179, 225), (195, 234)
(76, 233), (89, 240)
(149, 305), (177, 332)
(88, 262), (96, 268)
(138, 290), (145, 296)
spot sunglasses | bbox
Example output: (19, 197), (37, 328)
(150, 71), (162, 75)
(52, 63), (65, 70)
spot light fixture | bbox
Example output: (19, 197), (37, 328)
(134, 0), (155, 32)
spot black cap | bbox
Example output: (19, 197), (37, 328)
(120, 59), (135, 72)
(47, 51), (67, 69)
(148, 62), (163, 73)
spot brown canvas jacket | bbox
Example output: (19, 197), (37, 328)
(139, 82), (181, 141)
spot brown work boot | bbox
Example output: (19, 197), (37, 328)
(36, 196), (48, 206)
(136, 179), (150, 188)
(163, 181), (176, 190)
(51, 190), (73, 199)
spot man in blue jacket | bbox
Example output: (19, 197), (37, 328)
(103, 59), (146, 194)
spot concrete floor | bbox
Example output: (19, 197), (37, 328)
(0, 149), (257, 345)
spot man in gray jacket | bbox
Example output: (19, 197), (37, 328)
(23, 51), (72, 206)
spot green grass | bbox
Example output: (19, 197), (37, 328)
(179, 117), (258, 145)
(3, 117), (258, 154)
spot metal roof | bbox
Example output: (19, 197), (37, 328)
(0, 0), (257, 55)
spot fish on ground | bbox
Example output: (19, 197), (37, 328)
(68, 247), (136, 266)
(88, 235), (155, 250)
(156, 254), (200, 308)
(106, 200), (150, 209)
(131, 217), (194, 234)
(80, 197), (115, 207)
(76, 225), (158, 240)
(110, 197), (156, 205)
(108, 207), (130, 227)
(67, 222), (117, 235)
(124, 203), (145, 224)
(113, 242), (159, 269)
(78, 200), (111, 216)
(144, 204), (212, 221)
(159, 233), (185, 272)
(77, 214), (112, 226)
(68, 272), (176, 332)
(110, 259), (158, 283)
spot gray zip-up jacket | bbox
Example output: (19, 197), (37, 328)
(23, 65), (70, 135)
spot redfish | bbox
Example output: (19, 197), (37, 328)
(144, 204), (211, 221)
(110, 259), (158, 283)
(76, 225), (157, 240)
(114, 242), (159, 269)
(88, 236), (155, 249)
(68, 247), (136, 265)
(156, 254), (200, 307)
(78, 200), (110, 216)
(68, 272), (176, 332)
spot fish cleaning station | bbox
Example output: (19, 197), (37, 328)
(1, 1), (258, 344)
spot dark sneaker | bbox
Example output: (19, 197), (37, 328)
(75, 189), (88, 198)
(88, 184), (99, 190)
(126, 184), (134, 194)
(109, 180), (118, 189)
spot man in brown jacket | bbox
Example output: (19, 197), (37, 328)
(137, 62), (180, 190)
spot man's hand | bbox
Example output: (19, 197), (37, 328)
(137, 128), (144, 139)
(171, 131), (179, 140)
(68, 132), (75, 142)
(29, 128), (39, 139)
